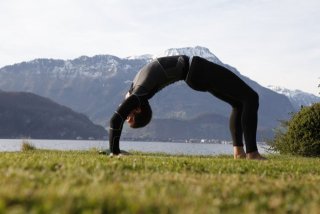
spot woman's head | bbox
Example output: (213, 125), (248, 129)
(126, 101), (152, 128)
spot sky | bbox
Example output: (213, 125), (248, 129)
(0, 0), (319, 95)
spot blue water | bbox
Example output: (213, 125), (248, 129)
(0, 139), (269, 156)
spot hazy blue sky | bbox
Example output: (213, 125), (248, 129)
(0, 0), (319, 95)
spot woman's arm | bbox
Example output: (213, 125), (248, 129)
(109, 95), (141, 154)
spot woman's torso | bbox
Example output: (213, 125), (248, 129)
(129, 55), (189, 99)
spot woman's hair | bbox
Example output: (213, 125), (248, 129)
(131, 101), (152, 128)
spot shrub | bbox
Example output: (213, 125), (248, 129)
(21, 139), (36, 151)
(269, 103), (320, 157)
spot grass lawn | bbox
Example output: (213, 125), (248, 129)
(0, 150), (320, 213)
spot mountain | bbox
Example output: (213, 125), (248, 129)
(0, 91), (107, 139)
(0, 46), (295, 140)
(268, 85), (320, 110)
(0, 55), (145, 125)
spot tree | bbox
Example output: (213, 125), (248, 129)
(269, 103), (320, 157)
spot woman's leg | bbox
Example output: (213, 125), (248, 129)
(208, 90), (244, 147)
(209, 90), (246, 158)
(191, 57), (262, 156)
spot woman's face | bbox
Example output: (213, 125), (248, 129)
(126, 108), (141, 127)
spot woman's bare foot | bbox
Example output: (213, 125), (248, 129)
(246, 151), (267, 160)
(234, 146), (246, 159)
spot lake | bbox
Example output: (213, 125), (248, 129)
(0, 139), (270, 156)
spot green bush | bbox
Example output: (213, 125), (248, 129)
(270, 103), (320, 157)
(21, 139), (36, 151)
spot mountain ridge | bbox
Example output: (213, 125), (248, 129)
(0, 91), (107, 139)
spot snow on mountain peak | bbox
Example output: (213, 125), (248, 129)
(126, 46), (224, 65)
(268, 85), (313, 97)
(126, 54), (153, 60)
(163, 46), (213, 57)
(268, 85), (320, 109)
(267, 85), (297, 97)
(155, 46), (222, 64)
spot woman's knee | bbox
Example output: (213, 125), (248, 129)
(249, 91), (259, 109)
(242, 90), (259, 110)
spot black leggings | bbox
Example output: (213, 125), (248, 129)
(190, 57), (259, 153)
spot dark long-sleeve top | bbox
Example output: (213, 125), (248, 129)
(109, 55), (189, 154)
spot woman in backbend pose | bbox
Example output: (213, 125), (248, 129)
(109, 55), (266, 160)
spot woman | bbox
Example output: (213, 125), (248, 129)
(109, 55), (265, 160)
